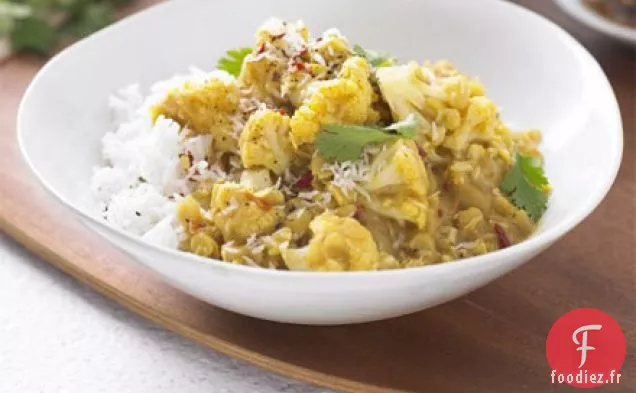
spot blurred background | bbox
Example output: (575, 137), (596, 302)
(0, 0), (155, 60)
(0, 0), (635, 61)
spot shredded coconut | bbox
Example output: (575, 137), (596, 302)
(298, 190), (319, 200)
(324, 159), (371, 200)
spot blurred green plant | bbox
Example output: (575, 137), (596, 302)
(0, 0), (132, 55)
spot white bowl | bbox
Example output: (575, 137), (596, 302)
(18, 0), (622, 325)
(555, 0), (636, 46)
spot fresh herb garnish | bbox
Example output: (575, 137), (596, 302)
(384, 114), (418, 139)
(499, 154), (550, 221)
(353, 44), (396, 68)
(315, 114), (418, 162)
(217, 47), (252, 77)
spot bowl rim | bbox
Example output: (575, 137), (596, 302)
(555, 0), (636, 45)
(17, 0), (624, 279)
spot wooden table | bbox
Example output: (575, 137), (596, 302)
(0, 1), (633, 392)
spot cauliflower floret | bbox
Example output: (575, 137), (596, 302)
(239, 168), (273, 191)
(282, 29), (353, 108)
(442, 96), (512, 159)
(239, 108), (294, 174)
(151, 72), (240, 153)
(210, 182), (284, 242)
(361, 139), (430, 229)
(375, 62), (439, 121)
(312, 29), (352, 66)
(281, 63), (327, 108)
(364, 139), (428, 197)
(239, 19), (310, 104)
(290, 56), (378, 147)
(282, 212), (380, 271)
(364, 194), (429, 229)
(377, 61), (514, 161)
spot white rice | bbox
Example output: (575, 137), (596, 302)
(91, 68), (229, 249)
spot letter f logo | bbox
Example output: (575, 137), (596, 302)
(572, 324), (602, 368)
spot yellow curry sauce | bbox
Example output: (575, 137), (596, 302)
(150, 19), (547, 271)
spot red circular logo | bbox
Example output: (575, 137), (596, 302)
(546, 308), (626, 388)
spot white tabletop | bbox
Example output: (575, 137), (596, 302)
(0, 234), (328, 393)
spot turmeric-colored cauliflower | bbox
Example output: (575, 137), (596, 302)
(239, 18), (310, 104)
(282, 212), (380, 271)
(151, 72), (240, 152)
(365, 139), (428, 196)
(239, 108), (294, 174)
(364, 194), (429, 229)
(362, 139), (430, 228)
(375, 62), (435, 121)
(376, 61), (513, 161)
(239, 168), (273, 191)
(311, 28), (353, 68)
(442, 96), (512, 160)
(281, 28), (353, 107)
(281, 64), (325, 108)
(290, 56), (378, 147)
(210, 182), (284, 242)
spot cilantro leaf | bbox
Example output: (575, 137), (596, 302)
(500, 154), (550, 221)
(315, 115), (419, 162)
(10, 17), (58, 54)
(316, 124), (394, 162)
(385, 113), (418, 138)
(217, 47), (252, 77)
(353, 44), (395, 68)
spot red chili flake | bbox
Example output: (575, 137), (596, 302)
(353, 206), (364, 220)
(272, 71), (281, 81)
(279, 107), (287, 115)
(257, 43), (266, 54)
(493, 223), (511, 249)
(293, 172), (313, 189)
(291, 62), (306, 73)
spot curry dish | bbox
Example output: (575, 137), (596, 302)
(145, 19), (550, 271)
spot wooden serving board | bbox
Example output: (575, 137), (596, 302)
(0, 1), (634, 392)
